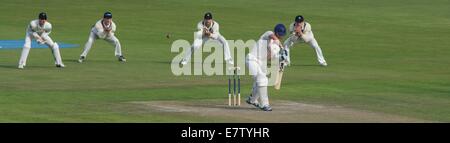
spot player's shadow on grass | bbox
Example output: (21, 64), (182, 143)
(0, 64), (17, 69)
(64, 59), (80, 63)
(290, 64), (321, 67)
(63, 59), (121, 63)
(0, 64), (63, 69)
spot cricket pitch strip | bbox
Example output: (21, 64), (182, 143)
(126, 100), (431, 123)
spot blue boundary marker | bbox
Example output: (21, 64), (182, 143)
(0, 40), (78, 49)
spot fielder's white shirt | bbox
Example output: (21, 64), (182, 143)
(196, 20), (220, 39)
(289, 22), (311, 35)
(288, 22), (314, 42)
(92, 19), (117, 38)
(27, 19), (52, 36)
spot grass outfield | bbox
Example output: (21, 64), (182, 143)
(0, 0), (449, 122)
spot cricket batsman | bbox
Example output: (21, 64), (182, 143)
(245, 24), (287, 111)
(180, 12), (234, 65)
(283, 15), (327, 66)
(78, 12), (126, 63)
(18, 12), (65, 69)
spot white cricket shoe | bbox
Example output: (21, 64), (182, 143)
(260, 105), (273, 111)
(320, 62), (328, 67)
(245, 96), (259, 108)
(18, 65), (24, 69)
(56, 64), (65, 68)
(78, 56), (86, 63)
(118, 55), (126, 62)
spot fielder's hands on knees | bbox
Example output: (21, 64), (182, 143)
(36, 37), (45, 45)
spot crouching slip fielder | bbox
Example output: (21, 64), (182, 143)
(180, 12), (234, 65)
(245, 24), (287, 111)
(78, 12), (126, 63)
(18, 12), (65, 69)
(283, 15), (327, 66)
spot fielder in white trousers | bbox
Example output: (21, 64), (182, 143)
(19, 18), (64, 69)
(79, 12), (125, 63)
(183, 30), (232, 64)
(284, 21), (327, 66)
(80, 30), (122, 58)
(181, 16), (233, 65)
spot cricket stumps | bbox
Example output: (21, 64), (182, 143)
(228, 67), (241, 106)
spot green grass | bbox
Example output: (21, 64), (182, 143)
(0, 0), (449, 122)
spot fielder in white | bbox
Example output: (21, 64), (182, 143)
(283, 15), (327, 66)
(180, 12), (234, 65)
(245, 24), (287, 111)
(78, 12), (126, 63)
(18, 12), (65, 69)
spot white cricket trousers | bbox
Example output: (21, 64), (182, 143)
(246, 57), (270, 107)
(284, 34), (326, 64)
(183, 31), (232, 62)
(19, 32), (63, 66)
(80, 31), (122, 57)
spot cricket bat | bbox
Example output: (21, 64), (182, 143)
(274, 62), (286, 90)
(274, 71), (283, 90)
